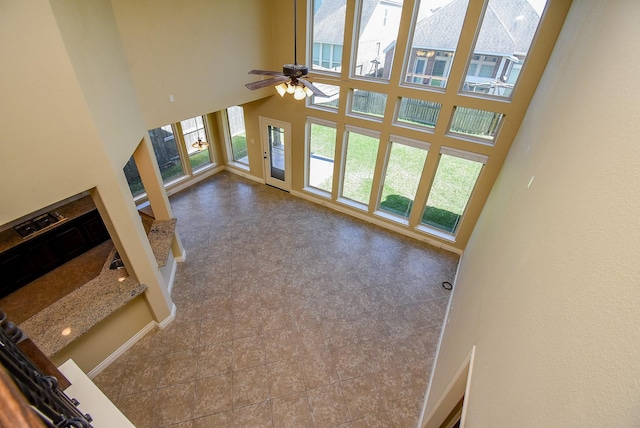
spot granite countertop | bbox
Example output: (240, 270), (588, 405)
(148, 219), (177, 267)
(19, 247), (147, 357)
(0, 196), (97, 254)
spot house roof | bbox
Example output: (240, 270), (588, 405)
(313, 0), (380, 45)
(412, 0), (540, 55)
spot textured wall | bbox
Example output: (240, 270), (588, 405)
(425, 1), (640, 426)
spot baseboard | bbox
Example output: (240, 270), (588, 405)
(86, 321), (157, 379)
(164, 256), (178, 296)
(157, 303), (177, 330)
(175, 248), (186, 263)
(290, 189), (463, 255)
(223, 166), (264, 184)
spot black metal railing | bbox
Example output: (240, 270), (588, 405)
(0, 310), (93, 428)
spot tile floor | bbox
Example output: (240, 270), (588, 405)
(93, 172), (459, 428)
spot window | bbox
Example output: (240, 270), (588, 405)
(148, 124), (184, 183)
(311, 0), (346, 74)
(462, 0), (548, 98)
(123, 156), (145, 198)
(301, 0), (568, 247)
(340, 127), (380, 208)
(180, 116), (212, 172)
(403, 0), (469, 89)
(395, 98), (441, 130)
(313, 43), (343, 71)
(225, 106), (248, 166)
(419, 149), (486, 234)
(377, 137), (429, 222)
(349, 89), (387, 119)
(309, 83), (340, 111)
(448, 107), (504, 144)
(352, 0), (404, 80)
(306, 120), (337, 195)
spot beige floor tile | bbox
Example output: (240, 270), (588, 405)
(340, 373), (385, 421)
(271, 392), (314, 428)
(232, 400), (273, 427)
(194, 372), (233, 418)
(232, 335), (266, 370)
(155, 382), (196, 427)
(116, 390), (157, 428)
(195, 342), (233, 379)
(298, 351), (339, 390)
(307, 382), (350, 428)
(266, 358), (306, 399)
(232, 365), (270, 409)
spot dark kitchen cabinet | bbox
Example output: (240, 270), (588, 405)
(0, 209), (109, 299)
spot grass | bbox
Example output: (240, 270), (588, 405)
(231, 134), (248, 161)
(310, 125), (482, 233)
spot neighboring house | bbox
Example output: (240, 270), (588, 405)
(385, 0), (540, 95)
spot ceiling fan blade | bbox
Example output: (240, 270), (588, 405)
(248, 69), (284, 76)
(245, 76), (290, 91)
(299, 78), (328, 97)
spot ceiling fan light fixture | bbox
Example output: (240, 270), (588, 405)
(303, 86), (314, 98)
(191, 137), (209, 150)
(275, 82), (288, 97)
(293, 84), (306, 100)
(286, 82), (296, 94)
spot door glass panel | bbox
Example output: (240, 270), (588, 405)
(148, 124), (184, 183)
(403, 0), (469, 89)
(308, 122), (336, 193)
(420, 153), (483, 233)
(180, 115), (211, 171)
(268, 125), (285, 182)
(379, 141), (428, 221)
(462, 0), (548, 98)
(227, 106), (248, 165)
(341, 130), (380, 206)
(352, 0), (404, 80)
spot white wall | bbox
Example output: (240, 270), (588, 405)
(425, 1), (640, 426)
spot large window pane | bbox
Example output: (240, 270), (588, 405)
(307, 122), (337, 193)
(227, 106), (248, 165)
(395, 98), (442, 130)
(180, 116), (211, 171)
(420, 152), (483, 233)
(311, 0), (346, 73)
(404, 0), (469, 89)
(448, 106), (504, 143)
(462, 0), (548, 98)
(350, 89), (387, 119)
(148, 124), (184, 183)
(341, 130), (380, 206)
(379, 140), (428, 221)
(352, 0), (404, 80)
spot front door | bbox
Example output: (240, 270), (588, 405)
(260, 117), (291, 191)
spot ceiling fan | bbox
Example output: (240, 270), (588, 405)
(245, 0), (328, 100)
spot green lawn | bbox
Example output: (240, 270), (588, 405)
(310, 125), (481, 233)
(231, 134), (248, 160)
